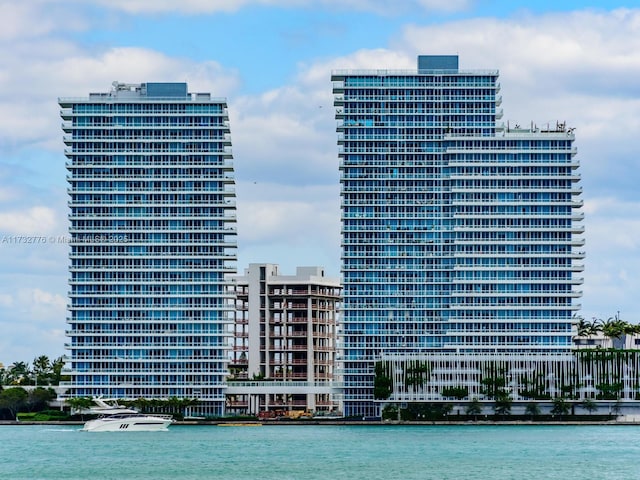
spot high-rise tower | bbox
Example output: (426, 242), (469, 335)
(60, 82), (237, 416)
(332, 56), (584, 416)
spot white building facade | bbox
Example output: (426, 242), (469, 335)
(333, 55), (585, 416)
(60, 82), (237, 416)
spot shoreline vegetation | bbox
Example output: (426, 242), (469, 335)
(3, 406), (639, 427)
(4, 345), (640, 423)
(2, 418), (640, 426)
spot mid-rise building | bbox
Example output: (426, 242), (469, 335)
(227, 264), (341, 414)
(332, 55), (584, 416)
(60, 82), (237, 416)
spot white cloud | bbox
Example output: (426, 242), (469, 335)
(303, 48), (414, 81)
(0, 186), (19, 203)
(53, 47), (240, 97)
(583, 197), (640, 217)
(0, 45), (241, 150)
(241, 200), (321, 243)
(239, 192), (339, 243)
(63, 0), (471, 15)
(79, 0), (257, 14)
(0, 293), (12, 307)
(578, 196), (640, 320)
(400, 9), (640, 94)
(0, 1), (87, 41)
(320, 0), (472, 15)
(0, 206), (58, 235)
(0, 286), (67, 364)
(30, 287), (67, 311)
(395, 9), (640, 197)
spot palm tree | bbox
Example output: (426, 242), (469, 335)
(524, 402), (541, 419)
(602, 313), (629, 349)
(581, 398), (598, 415)
(51, 356), (65, 385)
(573, 316), (590, 349)
(572, 317), (603, 348)
(611, 399), (623, 417)
(65, 397), (95, 420)
(32, 355), (51, 386)
(551, 397), (571, 419)
(575, 317), (590, 337)
(177, 398), (200, 417)
(7, 362), (30, 385)
(465, 398), (482, 421)
(493, 393), (512, 418)
(588, 317), (603, 336)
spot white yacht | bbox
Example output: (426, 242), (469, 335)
(81, 398), (174, 432)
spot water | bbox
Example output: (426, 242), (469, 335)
(1, 424), (639, 479)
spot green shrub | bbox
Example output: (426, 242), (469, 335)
(17, 410), (70, 421)
(440, 387), (469, 399)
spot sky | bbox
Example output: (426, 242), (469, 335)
(1, 0), (639, 366)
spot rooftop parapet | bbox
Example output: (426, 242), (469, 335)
(59, 82), (218, 103)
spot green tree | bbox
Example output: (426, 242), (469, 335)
(524, 402), (541, 419)
(7, 362), (29, 385)
(480, 374), (507, 400)
(66, 397), (95, 419)
(596, 382), (623, 400)
(600, 312), (637, 349)
(0, 387), (28, 419)
(551, 397), (571, 419)
(373, 362), (392, 400)
(381, 404), (398, 421)
(51, 356), (65, 385)
(164, 396), (193, 418)
(26, 387), (56, 412)
(611, 399), (623, 417)
(129, 397), (149, 412)
(581, 398), (598, 414)
(440, 387), (469, 400)
(574, 316), (590, 338)
(441, 403), (453, 417)
(176, 397), (200, 417)
(405, 361), (430, 389)
(32, 355), (51, 386)
(465, 398), (482, 420)
(588, 317), (603, 336)
(493, 393), (512, 418)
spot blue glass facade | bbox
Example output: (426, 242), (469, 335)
(60, 82), (237, 416)
(332, 56), (584, 416)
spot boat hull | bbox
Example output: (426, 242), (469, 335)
(82, 415), (173, 432)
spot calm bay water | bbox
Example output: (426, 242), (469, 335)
(1, 424), (639, 479)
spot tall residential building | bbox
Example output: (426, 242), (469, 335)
(332, 55), (584, 415)
(60, 82), (237, 416)
(227, 264), (341, 414)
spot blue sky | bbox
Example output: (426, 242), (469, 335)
(1, 0), (639, 365)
